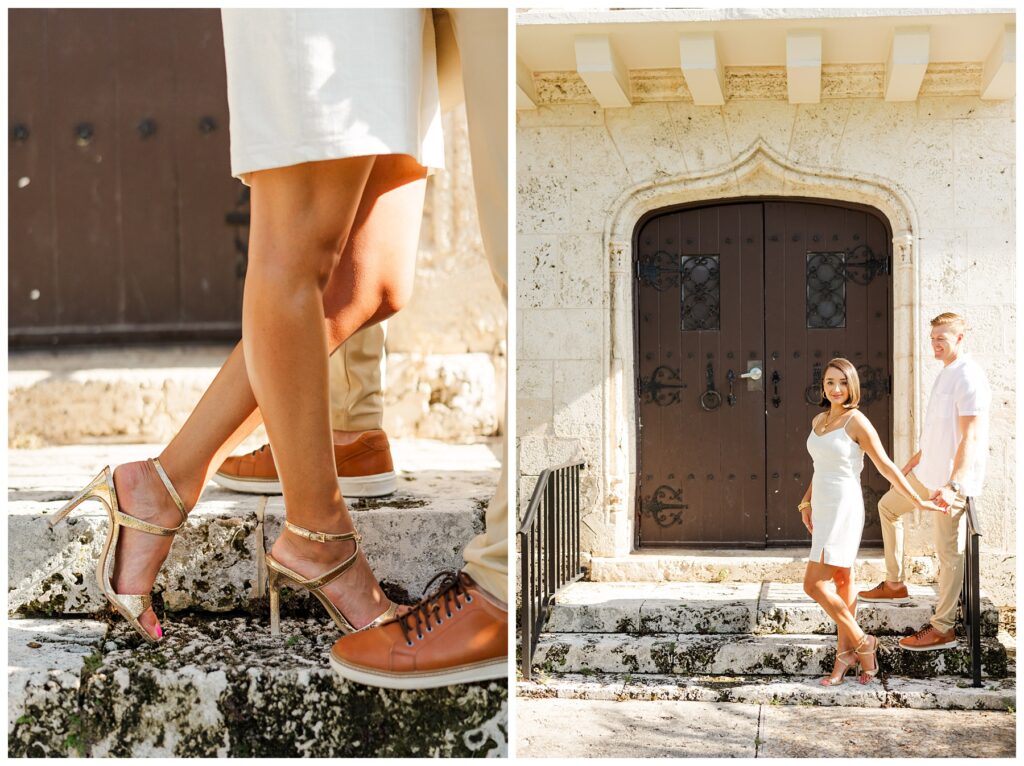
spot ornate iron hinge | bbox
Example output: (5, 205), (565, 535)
(638, 365), (687, 406)
(640, 485), (688, 528)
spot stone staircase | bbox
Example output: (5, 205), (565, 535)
(9, 440), (507, 757)
(519, 577), (1014, 710)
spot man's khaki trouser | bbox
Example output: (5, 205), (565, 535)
(878, 472), (968, 633)
(327, 9), (508, 602)
(329, 324), (386, 433)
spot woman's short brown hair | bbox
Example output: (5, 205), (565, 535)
(820, 357), (861, 409)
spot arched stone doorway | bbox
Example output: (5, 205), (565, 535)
(632, 198), (893, 548)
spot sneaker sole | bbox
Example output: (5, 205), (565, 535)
(328, 654), (507, 690)
(212, 471), (398, 498)
(899, 640), (958, 652)
(857, 595), (911, 603)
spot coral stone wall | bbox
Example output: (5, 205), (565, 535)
(516, 93), (1015, 570)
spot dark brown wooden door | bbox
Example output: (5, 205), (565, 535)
(9, 9), (246, 346)
(634, 199), (892, 548)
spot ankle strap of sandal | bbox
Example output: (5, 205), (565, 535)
(285, 520), (361, 544)
(151, 458), (187, 524)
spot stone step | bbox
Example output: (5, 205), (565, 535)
(532, 633), (1009, 680)
(589, 550), (939, 585)
(518, 673), (1016, 711)
(545, 581), (999, 637)
(9, 441), (499, 617)
(9, 346), (499, 448)
(8, 617), (507, 757)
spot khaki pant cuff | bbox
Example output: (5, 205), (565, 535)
(462, 564), (507, 605)
(929, 617), (955, 634)
(330, 416), (384, 432)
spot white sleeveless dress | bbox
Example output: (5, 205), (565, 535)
(221, 9), (445, 185)
(806, 418), (866, 567)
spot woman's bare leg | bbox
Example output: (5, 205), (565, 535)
(111, 155), (425, 638)
(831, 567), (858, 653)
(265, 155), (425, 620)
(804, 561), (868, 679)
(833, 567), (857, 619)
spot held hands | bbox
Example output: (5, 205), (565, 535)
(918, 495), (948, 515)
(928, 485), (959, 512)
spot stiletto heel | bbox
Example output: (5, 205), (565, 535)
(855, 634), (879, 684)
(265, 520), (398, 636)
(819, 647), (857, 686)
(51, 468), (113, 527)
(269, 569), (283, 636)
(53, 460), (187, 643)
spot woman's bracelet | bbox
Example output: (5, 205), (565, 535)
(797, 501), (811, 513)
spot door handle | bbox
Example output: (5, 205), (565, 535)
(740, 361), (763, 391)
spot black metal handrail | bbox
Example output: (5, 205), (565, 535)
(517, 461), (585, 680)
(962, 497), (983, 687)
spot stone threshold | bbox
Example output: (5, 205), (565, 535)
(9, 616), (508, 758)
(589, 549), (939, 585)
(9, 345), (500, 447)
(517, 672), (1016, 711)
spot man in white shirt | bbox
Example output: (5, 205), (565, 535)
(858, 312), (990, 651)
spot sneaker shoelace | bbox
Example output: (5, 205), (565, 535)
(399, 570), (473, 646)
(913, 625), (936, 640)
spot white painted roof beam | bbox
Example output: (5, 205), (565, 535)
(786, 30), (822, 104)
(574, 35), (631, 108)
(885, 27), (930, 101)
(679, 33), (726, 106)
(981, 24), (1015, 100)
(517, 57), (538, 110)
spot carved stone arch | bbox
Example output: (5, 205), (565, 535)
(600, 140), (922, 555)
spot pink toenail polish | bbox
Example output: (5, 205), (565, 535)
(155, 625), (163, 639)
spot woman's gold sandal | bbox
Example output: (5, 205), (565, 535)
(50, 459), (187, 644)
(266, 520), (398, 635)
(855, 634), (880, 684)
(819, 647), (857, 686)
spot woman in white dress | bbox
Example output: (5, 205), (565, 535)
(800, 358), (942, 685)
(53, 10), (444, 642)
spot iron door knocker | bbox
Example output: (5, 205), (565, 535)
(805, 362), (823, 405)
(700, 362), (723, 412)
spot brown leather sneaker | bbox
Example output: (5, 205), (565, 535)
(329, 571), (507, 690)
(899, 623), (957, 651)
(857, 580), (910, 603)
(213, 429), (397, 497)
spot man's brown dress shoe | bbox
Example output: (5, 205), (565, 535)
(213, 429), (397, 497)
(857, 580), (910, 603)
(899, 623), (957, 651)
(329, 571), (507, 689)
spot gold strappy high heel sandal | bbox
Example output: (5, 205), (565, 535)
(819, 647), (857, 686)
(50, 460), (187, 644)
(855, 634), (880, 684)
(266, 520), (398, 636)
